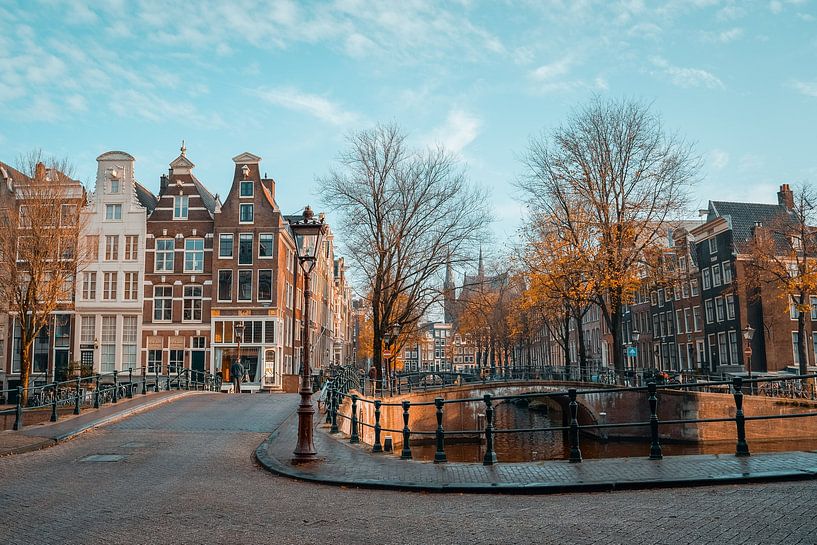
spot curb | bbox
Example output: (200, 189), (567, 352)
(254, 425), (817, 495)
(1, 390), (204, 456)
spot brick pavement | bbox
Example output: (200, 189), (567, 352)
(258, 405), (817, 493)
(2, 393), (817, 544)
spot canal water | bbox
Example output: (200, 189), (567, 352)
(410, 400), (817, 463)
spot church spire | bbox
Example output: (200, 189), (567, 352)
(477, 245), (484, 279)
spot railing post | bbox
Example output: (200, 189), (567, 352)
(13, 386), (23, 430)
(142, 368), (147, 395)
(166, 371), (171, 391)
(112, 370), (119, 403)
(434, 397), (447, 463)
(325, 386), (333, 424)
(350, 394), (360, 444)
(372, 399), (383, 452)
(483, 393), (497, 465)
(330, 389), (339, 434)
(154, 366), (160, 393)
(648, 382), (663, 460)
(733, 377), (750, 457)
(176, 367), (181, 390)
(400, 400), (412, 460)
(74, 376), (82, 415)
(127, 368), (134, 398)
(94, 375), (100, 408)
(568, 388), (582, 463)
(50, 384), (58, 422)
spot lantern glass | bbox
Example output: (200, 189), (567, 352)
(296, 232), (319, 259)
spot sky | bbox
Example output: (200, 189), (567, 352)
(2, 0), (817, 267)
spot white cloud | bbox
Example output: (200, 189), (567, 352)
(66, 94), (88, 112)
(791, 80), (817, 97)
(427, 109), (481, 154)
(651, 56), (724, 89)
(709, 149), (730, 170)
(718, 27), (744, 42)
(770, 1), (783, 14)
(530, 57), (572, 81)
(254, 87), (360, 126)
(344, 33), (376, 57)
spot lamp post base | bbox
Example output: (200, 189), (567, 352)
(292, 386), (317, 464)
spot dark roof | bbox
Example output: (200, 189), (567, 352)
(709, 200), (791, 249)
(191, 176), (218, 214)
(134, 181), (158, 213)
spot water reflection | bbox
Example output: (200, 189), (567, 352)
(410, 401), (817, 463)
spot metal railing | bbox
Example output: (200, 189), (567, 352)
(0, 366), (219, 431)
(325, 373), (817, 465)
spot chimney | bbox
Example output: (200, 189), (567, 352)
(262, 177), (275, 202)
(35, 162), (46, 180)
(778, 184), (794, 210)
(160, 174), (169, 194)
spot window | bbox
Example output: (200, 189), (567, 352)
(259, 234), (273, 258)
(123, 272), (138, 300)
(219, 234), (233, 258)
(218, 270), (232, 301)
(239, 203), (254, 223)
(722, 262), (732, 284)
(676, 309), (684, 335)
(712, 265), (722, 287)
(240, 180), (253, 197)
(239, 234), (253, 265)
(101, 316), (116, 372)
(811, 296), (817, 321)
(650, 291), (658, 305)
(103, 272), (117, 300)
(684, 308), (692, 333)
(265, 320), (275, 344)
(718, 332), (728, 366)
(124, 235), (138, 260)
(122, 316), (137, 369)
(238, 270), (252, 301)
(105, 235), (119, 261)
(173, 195), (189, 219)
(82, 272), (97, 300)
(791, 300), (800, 320)
(729, 330), (739, 365)
(726, 294), (736, 320)
(153, 286), (173, 322)
(105, 204), (122, 220)
(258, 270), (272, 301)
(679, 256), (687, 272)
(110, 179), (120, 193)
(169, 350), (183, 373)
(793, 332), (801, 365)
(715, 296), (725, 322)
(148, 350), (162, 374)
(81, 315), (95, 344)
(183, 285), (203, 322)
(702, 268), (711, 290)
(708, 334), (718, 366)
(86, 235), (99, 261)
(660, 313), (667, 337)
(184, 238), (204, 272)
(705, 299), (714, 324)
(709, 238), (718, 254)
(155, 239), (174, 272)
(813, 333), (817, 365)
(652, 314), (660, 337)
(690, 279), (699, 297)
(682, 282), (689, 299)
(658, 289), (665, 307)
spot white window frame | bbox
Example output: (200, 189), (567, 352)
(238, 269), (253, 302)
(103, 271), (117, 301)
(259, 233), (274, 259)
(173, 195), (189, 220)
(124, 235), (139, 261)
(105, 204), (122, 220)
(183, 285), (203, 323)
(153, 285), (173, 322)
(155, 239), (174, 272)
(217, 269), (232, 302)
(239, 203), (254, 224)
(219, 233), (233, 258)
(123, 271), (138, 300)
(184, 238), (205, 273)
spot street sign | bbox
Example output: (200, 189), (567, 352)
(383, 350), (392, 358)
(627, 346), (638, 357)
(744, 347), (752, 356)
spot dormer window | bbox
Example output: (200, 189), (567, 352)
(110, 179), (121, 193)
(239, 203), (254, 223)
(174, 195), (189, 220)
(240, 180), (253, 197)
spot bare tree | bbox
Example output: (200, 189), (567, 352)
(745, 183), (817, 374)
(517, 97), (699, 372)
(320, 124), (491, 382)
(0, 151), (87, 403)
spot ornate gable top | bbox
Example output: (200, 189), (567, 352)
(232, 152), (261, 164)
(170, 140), (195, 174)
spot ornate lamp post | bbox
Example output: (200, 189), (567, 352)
(291, 206), (327, 464)
(743, 324), (755, 394)
(234, 321), (244, 387)
(389, 323), (401, 395)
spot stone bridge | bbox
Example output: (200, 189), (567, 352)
(336, 380), (817, 448)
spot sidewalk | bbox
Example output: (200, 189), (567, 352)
(256, 405), (817, 494)
(0, 389), (200, 456)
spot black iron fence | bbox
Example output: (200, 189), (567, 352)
(0, 366), (219, 430)
(325, 373), (817, 465)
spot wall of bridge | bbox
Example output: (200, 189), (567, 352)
(336, 380), (817, 447)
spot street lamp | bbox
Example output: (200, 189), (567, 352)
(290, 205), (327, 464)
(743, 324), (755, 393)
(389, 323), (401, 395)
(234, 321), (244, 387)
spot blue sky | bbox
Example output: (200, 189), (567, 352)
(2, 0), (816, 255)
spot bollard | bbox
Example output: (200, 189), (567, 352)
(733, 377), (750, 457)
(112, 370), (119, 403)
(400, 401), (412, 460)
(74, 377), (81, 415)
(434, 397), (447, 463)
(483, 394), (497, 465)
(330, 389), (339, 434)
(372, 399), (383, 453)
(13, 386), (23, 430)
(50, 385), (58, 422)
(350, 394), (360, 444)
(94, 375), (100, 409)
(128, 368), (134, 398)
(568, 388), (582, 463)
(648, 382), (663, 460)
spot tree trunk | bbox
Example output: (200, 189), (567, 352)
(20, 339), (33, 406)
(575, 314), (588, 381)
(798, 295), (808, 374)
(562, 311), (571, 372)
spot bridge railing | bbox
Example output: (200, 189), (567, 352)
(0, 366), (219, 431)
(325, 372), (817, 465)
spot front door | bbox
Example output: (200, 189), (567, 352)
(54, 350), (69, 382)
(191, 350), (205, 374)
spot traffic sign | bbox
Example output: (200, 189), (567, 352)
(627, 346), (638, 357)
(383, 350), (392, 358)
(744, 347), (752, 356)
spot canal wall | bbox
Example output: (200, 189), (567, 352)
(335, 381), (817, 448)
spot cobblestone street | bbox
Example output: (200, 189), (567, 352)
(2, 393), (817, 544)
